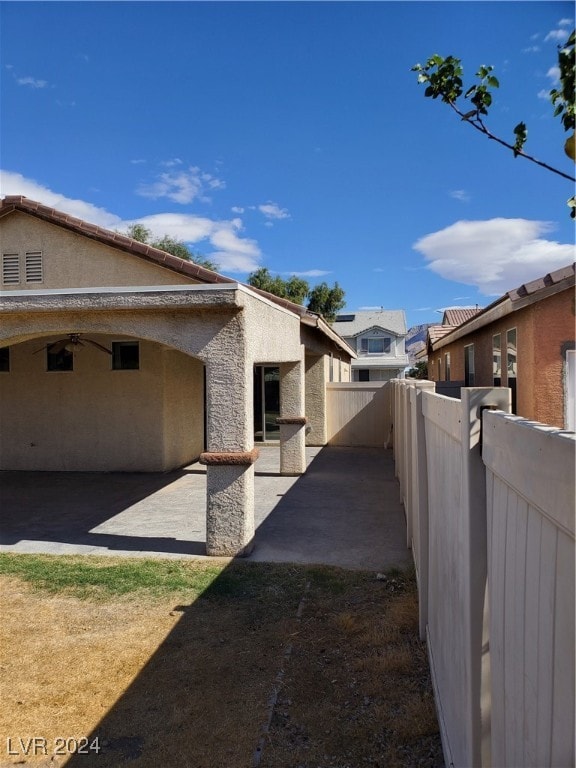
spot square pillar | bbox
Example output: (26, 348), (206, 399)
(278, 356), (306, 475)
(304, 354), (327, 445)
(202, 354), (256, 556)
(200, 449), (258, 556)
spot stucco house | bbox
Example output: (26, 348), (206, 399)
(426, 263), (575, 430)
(332, 309), (409, 381)
(0, 195), (355, 556)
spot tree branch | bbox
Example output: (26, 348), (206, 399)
(448, 101), (576, 183)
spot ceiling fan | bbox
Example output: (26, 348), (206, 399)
(33, 333), (112, 355)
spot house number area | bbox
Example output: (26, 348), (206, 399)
(6, 736), (101, 756)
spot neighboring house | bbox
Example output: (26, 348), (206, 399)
(0, 195), (355, 557)
(332, 309), (409, 381)
(426, 264), (575, 430)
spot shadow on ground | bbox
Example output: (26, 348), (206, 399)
(1, 449), (441, 767)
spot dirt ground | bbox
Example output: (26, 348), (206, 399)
(0, 563), (443, 768)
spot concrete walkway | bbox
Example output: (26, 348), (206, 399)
(0, 446), (410, 571)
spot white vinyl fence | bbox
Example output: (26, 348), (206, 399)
(391, 378), (575, 768)
(483, 412), (575, 768)
(326, 382), (391, 447)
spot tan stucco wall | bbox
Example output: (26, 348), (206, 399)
(0, 211), (196, 290)
(162, 350), (205, 470)
(0, 335), (206, 472)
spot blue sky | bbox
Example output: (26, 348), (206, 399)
(1, 1), (574, 328)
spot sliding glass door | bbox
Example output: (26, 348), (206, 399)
(254, 366), (280, 442)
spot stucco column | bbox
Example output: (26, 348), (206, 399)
(201, 348), (256, 557)
(304, 354), (327, 445)
(278, 352), (306, 475)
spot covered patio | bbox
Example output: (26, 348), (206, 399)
(0, 446), (410, 571)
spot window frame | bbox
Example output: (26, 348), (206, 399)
(359, 336), (391, 355)
(464, 344), (475, 386)
(112, 341), (140, 371)
(0, 347), (10, 372)
(493, 333), (502, 386)
(47, 346), (74, 372)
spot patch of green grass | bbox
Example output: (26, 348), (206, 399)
(0, 554), (226, 599)
(0, 554), (414, 608)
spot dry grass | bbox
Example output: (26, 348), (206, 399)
(0, 557), (442, 767)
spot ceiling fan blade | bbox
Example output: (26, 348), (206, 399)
(33, 340), (60, 354)
(84, 339), (112, 355)
(50, 340), (68, 354)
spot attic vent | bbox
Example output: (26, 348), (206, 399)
(335, 314), (355, 322)
(25, 252), (43, 283)
(2, 254), (20, 284)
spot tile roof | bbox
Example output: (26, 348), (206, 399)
(508, 262), (575, 302)
(332, 309), (407, 337)
(442, 307), (482, 326)
(427, 325), (454, 345)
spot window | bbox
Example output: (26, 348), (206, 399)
(112, 341), (140, 370)
(507, 328), (517, 413)
(358, 369), (370, 382)
(566, 350), (575, 431)
(506, 329), (517, 378)
(360, 337), (391, 354)
(445, 353), (451, 382)
(47, 347), (73, 372)
(437, 358), (442, 380)
(493, 334), (502, 386)
(25, 252), (43, 283)
(464, 344), (475, 386)
(0, 347), (9, 372)
(2, 254), (19, 284)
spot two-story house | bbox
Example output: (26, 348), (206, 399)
(332, 309), (409, 381)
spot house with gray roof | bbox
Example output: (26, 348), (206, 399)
(332, 309), (409, 381)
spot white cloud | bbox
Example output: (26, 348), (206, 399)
(413, 218), (574, 295)
(546, 65), (561, 84)
(136, 166), (225, 204)
(450, 189), (470, 202)
(0, 170), (261, 273)
(0, 170), (122, 229)
(258, 202), (291, 220)
(231, 206), (244, 214)
(558, 18), (573, 26)
(545, 28), (570, 42)
(537, 88), (551, 100)
(16, 76), (48, 88)
(283, 269), (331, 277)
(522, 46), (540, 53)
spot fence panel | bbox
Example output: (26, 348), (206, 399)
(483, 412), (575, 768)
(325, 382), (390, 447)
(423, 387), (510, 768)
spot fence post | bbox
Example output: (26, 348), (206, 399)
(460, 387), (511, 767)
(409, 380), (435, 640)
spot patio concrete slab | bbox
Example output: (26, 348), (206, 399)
(0, 446), (410, 571)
